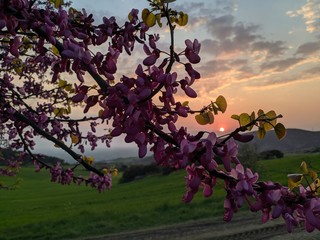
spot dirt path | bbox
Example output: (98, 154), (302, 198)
(82, 212), (320, 240)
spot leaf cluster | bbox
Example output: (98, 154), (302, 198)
(288, 161), (320, 194)
(232, 110), (286, 140)
(194, 95), (227, 125)
(142, 0), (188, 28)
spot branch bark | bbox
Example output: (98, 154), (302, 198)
(12, 109), (104, 176)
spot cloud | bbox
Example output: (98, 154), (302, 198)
(198, 60), (230, 77)
(206, 15), (235, 40)
(260, 57), (304, 72)
(204, 16), (262, 56)
(200, 39), (220, 56)
(215, 0), (238, 15)
(229, 59), (248, 67)
(287, 0), (320, 33)
(295, 41), (320, 56)
(245, 75), (302, 90)
(245, 64), (320, 90)
(172, 2), (205, 14)
(307, 65), (320, 74)
(177, 2), (320, 94)
(175, 0), (237, 16)
(251, 40), (288, 57)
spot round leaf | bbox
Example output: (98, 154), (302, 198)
(264, 110), (277, 131)
(257, 127), (266, 139)
(257, 109), (264, 116)
(207, 111), (214, 124)
(179, 13), (188, 26)
(141, 9), (149, 22)
(146, 12), (156, 27)
(239, 113), (251, 127)
(231, 114), (240, 120)
(70, 133), (80, 145)
(155, 14), (162, 28)
(300, 161), (309, 174)
(274, 123), (286, 140)
(195, 112), (214, 125)
(215, 95), (227, 113)
(287, 174), (303, 190)
(195, 114), (208, 125)
(308, 169), (318, 181)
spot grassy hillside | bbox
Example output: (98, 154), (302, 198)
(0, 153), (319, 239)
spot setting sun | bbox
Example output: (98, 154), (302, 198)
(219, 127), (225, 132)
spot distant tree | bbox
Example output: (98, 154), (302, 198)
(0, 148), (65, 166)
(119, 164), (159, 183)
(0, 0), (319, 233)
(260, 150), (284, 160)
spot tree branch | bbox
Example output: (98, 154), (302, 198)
(219, 114), (283, 145)
(12, 108), (104, 176)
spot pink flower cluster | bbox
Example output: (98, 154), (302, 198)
(50, 162), (73, 185)
(87, 172), (112, 193)
(0, 1), (319, 234)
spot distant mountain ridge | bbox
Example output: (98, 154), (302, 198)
(248, 128), (320, 153)
(106, 129), (320, 166)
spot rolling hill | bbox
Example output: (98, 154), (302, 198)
(248, 128), (320, 153)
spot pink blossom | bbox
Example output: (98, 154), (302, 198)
(184, 39), (201, 64)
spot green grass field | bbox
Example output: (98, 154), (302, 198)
(0, 153), (319, 240)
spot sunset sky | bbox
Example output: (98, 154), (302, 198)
(70, 0), (320, 134)
(36, 0), (320, 161)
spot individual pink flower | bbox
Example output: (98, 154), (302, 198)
(184, 39), (201, 64)
(303, 198), (320, 232)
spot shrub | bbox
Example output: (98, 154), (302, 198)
(259, 150), (284, 159)
(119, 164), (160, 183)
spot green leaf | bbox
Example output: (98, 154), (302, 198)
(257, 109), (264, 116)
(195, 112), (214, 125)
(195, 114), (207, 125)
(250, 111), (255, 121)
(300, 161), (309, 174)
(58, 79), (67, 88)
(50, 0), (64, 8)
(70, 133), (80, 145)
(177, 12), (188, 26)
(247, 112), (255, 131)
(53, 108), (63, 117)
(274, 123), (286, 140)
(52, 46), (60, 56)
(231, 114), (240, 120)
(207, 111), (214, 124)
(257, 127), (266, 139)
(182, 101), (189, 107)
(56, 0), (63, 8)
(309, 170), (318, 181)
(239, 113), (251, 127)
(142, 9), (149, 23)
(83, 156), (94, 165)
(146, 12), (156, 27)
(14, 66), (23, 75)
(210, 102), (219, 115)
(288, 174), (303, 190)
(155, 14), (162, 27)
(215, 95), (227, 113)
(264, 110), (277, 131)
